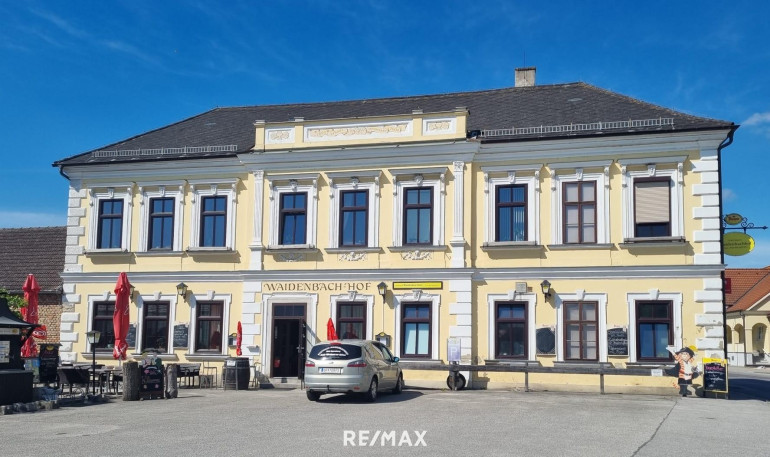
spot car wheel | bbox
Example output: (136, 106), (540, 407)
(364, 378), (378, 402)
(306, 390), (321, 401)
(392, 374), (404, 394)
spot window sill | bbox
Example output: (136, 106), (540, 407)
(184, 354), (229, 361)
(129, 353), (179, 361)
(186, 247), (235, 254)
(266, 244), (317, 253)
(619, 237), (686, 248)
(398, 359), (442, 365)
(79, 351), (120, 359)
(325, 247), (383, 253)
(388, 245), (447, 252)
(626, 361), (672, 368)
(135, 250), (185, 257)
(481, 241), (542, 251)
(484, 359), (540, 366)
(546, 243), (613, 250)
(553, 361), (612, 369)
(84, 249), (131, 256)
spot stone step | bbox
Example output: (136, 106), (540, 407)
(263, 377), (302, 389)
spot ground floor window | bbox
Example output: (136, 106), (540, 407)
(196, 301), (223, 352)
(337, 302), (366, 339)
(142, 301), (170, 353)
(564, 301), (598, 361)
(92, 301), (115, 351)
(636, 300), (672, 361)
(401, 302), (431, 358)
(495, 302), (527, 358)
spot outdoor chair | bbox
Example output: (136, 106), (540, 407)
(201, 360), (218, 388)
(251, 361), (263, 389)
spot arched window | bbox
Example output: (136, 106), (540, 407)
(725, 325), (733, 344)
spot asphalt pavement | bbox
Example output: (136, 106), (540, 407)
(1, 373), (768, 457)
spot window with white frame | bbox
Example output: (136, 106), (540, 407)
(330, 292), (375, 340)
(626, 291), (682, 363)
(135, 293), (178, 355)
(394, 291), (440, 359)
(138, 184), (184, 252)
(482, 166), (541, 246)
(267, 174), (319, 249)
(549, 163), (610, 245)
(554, 292), (607, 362)
(390, 168), (446, 247)
(487, 292), (537, 360)
(188, 179), (238, 250)
(88, 186), (133, 251)
(327, 172), (380, 249)
(620, 158), (685, 242)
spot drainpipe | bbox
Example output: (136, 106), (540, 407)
(717, 126), (737, 363)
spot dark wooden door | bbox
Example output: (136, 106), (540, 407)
(271, 304), (306, 378)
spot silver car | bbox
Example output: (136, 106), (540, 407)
(304, 340), (403, 402)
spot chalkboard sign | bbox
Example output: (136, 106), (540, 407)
(38, 344), (59, 384)
(126, 324), (136, 348)
(702, 358), (728, 392)
(536, 328), (555, 355)
(173, 324), (189, 348)
(607, 328), (628, 356)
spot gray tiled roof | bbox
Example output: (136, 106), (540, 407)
(0, 227), (66, 293)
(54, 83), (734, 166)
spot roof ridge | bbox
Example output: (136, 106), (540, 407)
(220, 82), (586, 112)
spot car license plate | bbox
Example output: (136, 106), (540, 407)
(319, 367), (343, 374)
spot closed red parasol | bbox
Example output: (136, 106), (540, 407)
(113, 272), (131, 360)
(327, 317), (338, 341)
(236, 321), (243, 356)
(21, 274), (40, 357)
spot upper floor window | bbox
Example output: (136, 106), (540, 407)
(268, 174), (318, 249)
(201, 196), (227, 247)
(340, 190), (368, 247)
(482, 166), (540, 246)
(404, 187), (433, 245)
(97, 199), (123, 249)
(634, 178), (670, 237)
(280, 193), (307, 245)
(549, 163), (610, 246)
(563, 182), (596, 243)
(390, 168), (446, 247)
(496, 185), (526, 242)
(327, 171), (380, 250)
(620, 159), (684, 242)
(149, 198), (174, 250)
(189, 179), (238, 251)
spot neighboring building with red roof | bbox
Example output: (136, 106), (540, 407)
(725, 267), (770, 366)
(0, 226), (66, 344)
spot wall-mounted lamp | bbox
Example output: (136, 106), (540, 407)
(540, 280), (552, 299)
(176, 282), (188, 300)
(377, 282), (387, 304)
(129, 284), (136, 300)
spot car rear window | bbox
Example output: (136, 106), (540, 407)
(309, 344), (363, 360)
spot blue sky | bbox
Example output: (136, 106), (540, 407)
(1, 1), (768, 268)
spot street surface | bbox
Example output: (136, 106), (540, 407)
(1, 372), (768, 457)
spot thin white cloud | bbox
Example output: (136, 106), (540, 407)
(742, 112), (770, 126)
(0, 211), (65, 229)
(722, 188), (737, 203)
(29, 8), (88, 40)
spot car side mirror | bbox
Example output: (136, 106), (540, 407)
(393, 357), (399, 363)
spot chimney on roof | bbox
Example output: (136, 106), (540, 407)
(515, 67), (536, 87)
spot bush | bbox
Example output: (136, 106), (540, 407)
(0, 288), (27, 319)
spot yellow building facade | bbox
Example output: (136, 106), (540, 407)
(55, 76), (736, 393)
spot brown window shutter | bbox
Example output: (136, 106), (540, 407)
(635, 180), (670, 223)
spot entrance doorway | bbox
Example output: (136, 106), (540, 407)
(271, 304), (306, 378)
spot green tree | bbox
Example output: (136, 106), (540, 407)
(0, 288), (27, 319)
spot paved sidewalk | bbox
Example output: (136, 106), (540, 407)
(2, 386), (768, 456)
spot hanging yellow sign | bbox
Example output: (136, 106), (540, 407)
(723, 232), (754, 256)
(723, 213), (743, 225)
